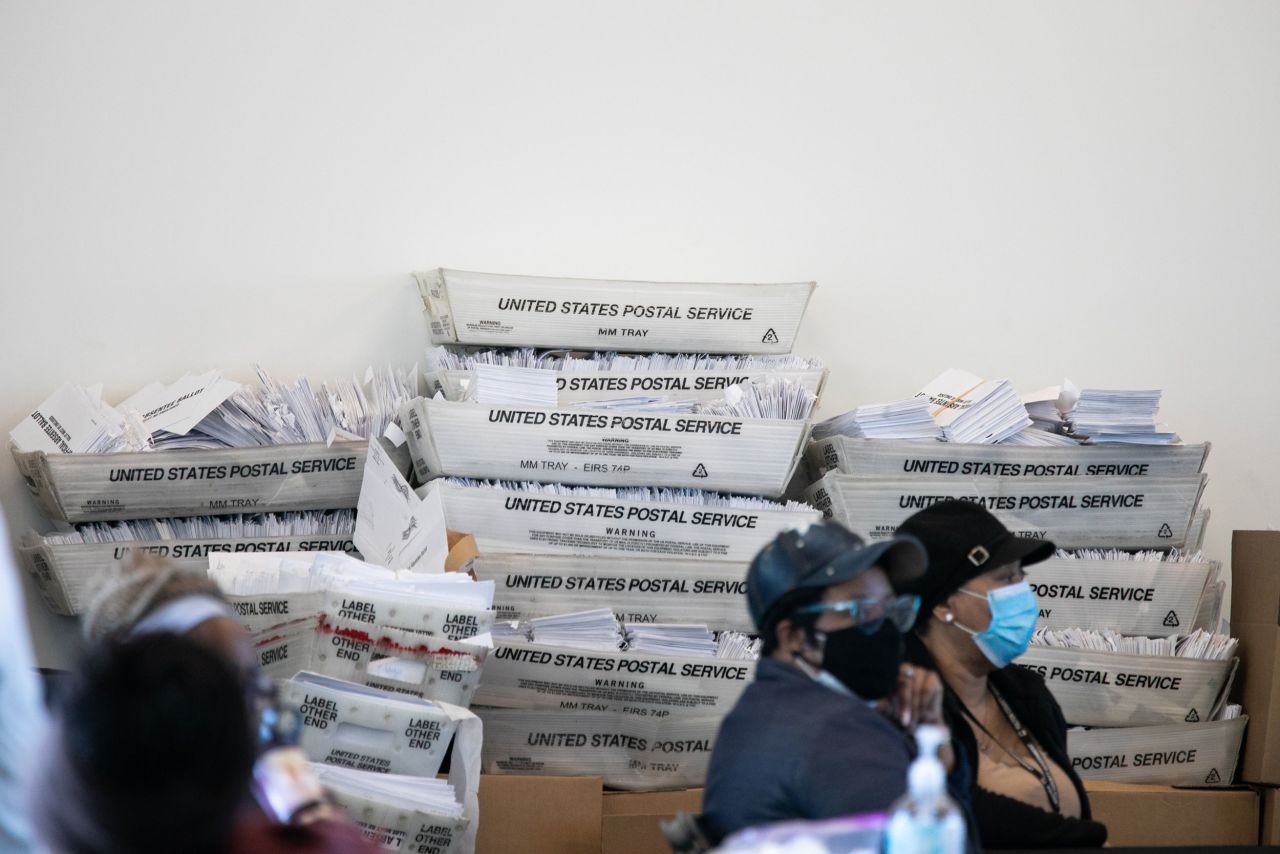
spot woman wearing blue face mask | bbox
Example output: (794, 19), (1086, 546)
(897, 500), (1107, 849)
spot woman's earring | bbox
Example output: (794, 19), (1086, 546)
(943, 613), (955, 624)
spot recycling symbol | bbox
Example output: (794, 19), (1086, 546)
(1158, 523), (1174, 539)
(692, 463), (709, 478)
(761, 328), (779, 344)
(1185, 708), (1200, 723)
(1205, 768), (1221, 784)
(1164, 610), (1181, 628)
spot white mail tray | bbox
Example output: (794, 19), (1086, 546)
(10, 441), (395, 523)
(1068, 716), (1246, 787)
(404, 398), (810, 497)
(416, 268), (815, 354)
(21, 534), (357, 616)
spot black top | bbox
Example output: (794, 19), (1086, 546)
(702, 657), (981, 851)
(702, 657), (914, 840)
(905, 633), (1108, 849)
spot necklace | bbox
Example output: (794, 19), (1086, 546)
(961, 685), (1061, 814)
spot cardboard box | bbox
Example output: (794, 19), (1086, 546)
(1232, 530), (1280, 625)
(1261, 786), (1280, 845)
(475, 775), (603, 854)
(1083, 780), (1258, 846)
(602, 789), (703, 854)
(1231, 531), (1280, 784)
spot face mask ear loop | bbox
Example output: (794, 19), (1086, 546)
(943, 609), (981, 638)
(951, 585), (994, 627)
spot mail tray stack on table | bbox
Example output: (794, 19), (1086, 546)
(410, 268), (826, 790)
(9, 367), (417, 615)
(802, 381), (1247, 789)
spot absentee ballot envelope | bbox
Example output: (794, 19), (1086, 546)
(415, 268), (815, 354)
(438, 481), (822, 562)
(474, 554), (753, 631)
(283, 673), (482, 852)
(425, 367), (828, 408)
(1068, 716), (1247, 787)
(310, 615), (490, 708)
(806, 473), (1206, 550)
(402, 398), (810, 498)
(472, 641), (753, 717)
(355, 440), (449, 573)
(478, 706), (721, 791)
(1029, 558), (1214, 636)
(804, 437), (1210, 480)
(1017, 647), (1236, 727)
(315, 765), (469, 854)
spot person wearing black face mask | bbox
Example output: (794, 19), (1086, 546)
(702, 521), (977, 845)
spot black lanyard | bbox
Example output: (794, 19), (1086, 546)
(960, 685), (1062, 814)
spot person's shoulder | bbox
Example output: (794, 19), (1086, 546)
(999, 661), (1051, 697)
(813, 696), (905, 741)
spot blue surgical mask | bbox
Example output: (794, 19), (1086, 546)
(952, 580), (1038, 668)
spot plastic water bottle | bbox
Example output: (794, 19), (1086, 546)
(884, 725), (966, 854)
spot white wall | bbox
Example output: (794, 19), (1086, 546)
(3, 1), (1278, 667)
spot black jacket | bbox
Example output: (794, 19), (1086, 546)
(702, 657), (981, 852)
(904, 633), (1107, 849)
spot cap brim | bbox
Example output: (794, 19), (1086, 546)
(799, 534), (929, 591)
(989, 533), (1056, 571)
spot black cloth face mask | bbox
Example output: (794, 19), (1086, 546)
(817, 620), (903, 700)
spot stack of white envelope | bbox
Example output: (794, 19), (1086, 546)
(10, 365), (416, 453)
(624, 623), (718, 657)
(998, 427), (1080, 447)
(529, 608), (624, 651)
(914, 368), (1031, 444)
(311, 764), (469, 854)
(10, 365), (421, 620)
(424, 346), (827, 410)
(811, 398), (943, 442)
(280, 673), (482, 852)
(1068, 388), (1179, 445)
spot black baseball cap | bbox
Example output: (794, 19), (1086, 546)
(746, 520), (928, 631)
(896, 499), (1055, 626)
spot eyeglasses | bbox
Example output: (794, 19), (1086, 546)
(793, 594), (921, 635)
